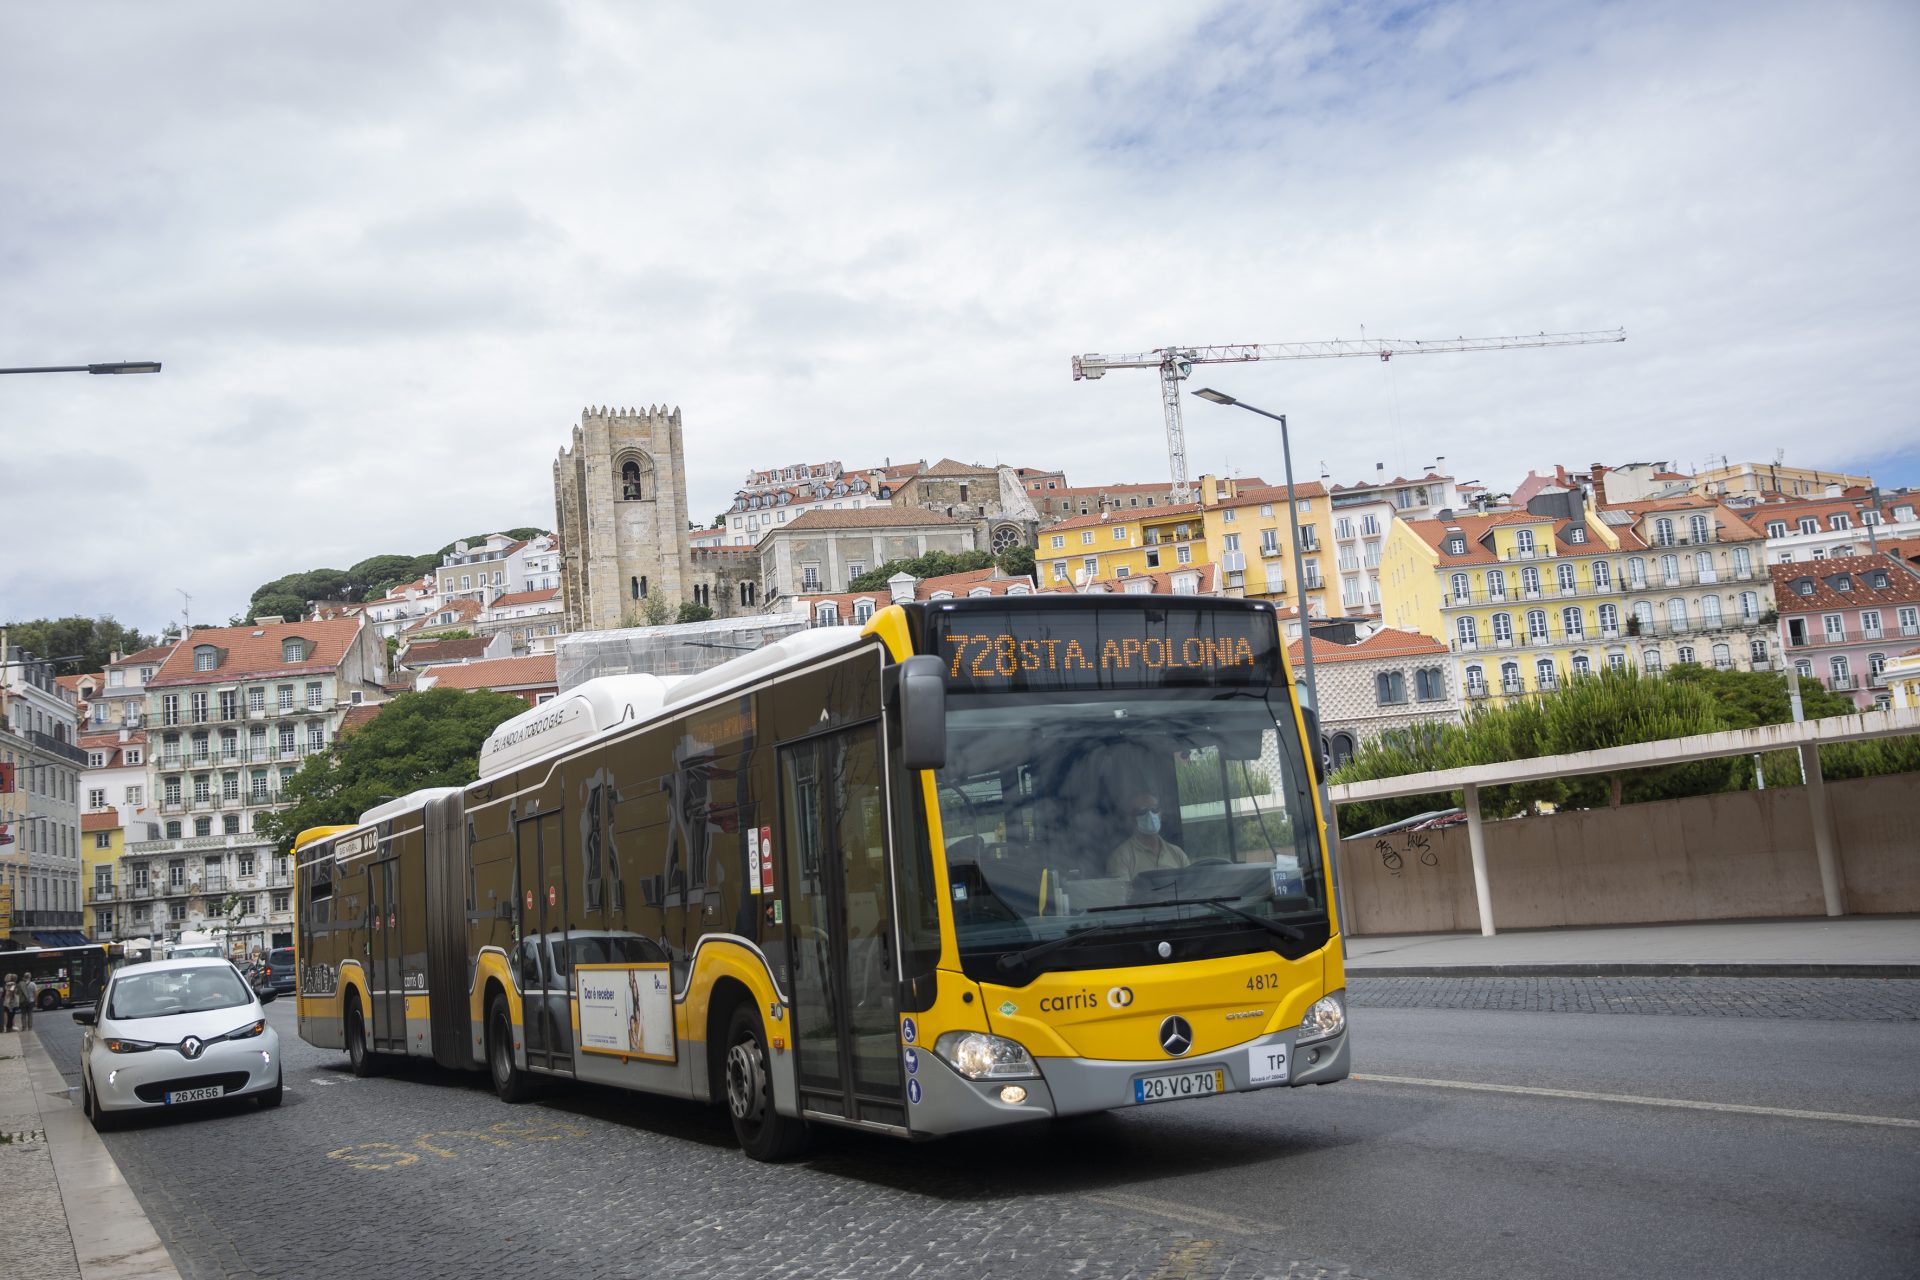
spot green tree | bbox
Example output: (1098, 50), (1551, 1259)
(347, 553), (429, 600)
(248, 593), (307, 623)
(677, 602), (715, 624)
(0, 615), (156, 672)
(257, 688), (528, 850)
(642, 597), (673, 627)
(995, 544), (1036, 579)
(847, 549), (995, 592)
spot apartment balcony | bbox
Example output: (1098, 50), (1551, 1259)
(27, 730), (88, 766)
(1786, 628), (1880, 649)
(1500, 679), (1527, 696)
(1827, 675), (1860, 691)
(1448, 579), (1623, 607)
(86, 884), (118, 904)
(159, 799), (188, 815)
(1465, 684), (1491, 699)
(1867, 672), (1889, 689)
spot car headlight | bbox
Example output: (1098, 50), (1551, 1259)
(229, 1019), (267, 1040)
(104, 1037), (159, 1054)
(1297, 993), (1345, 1045)
(933, 1031), (1040, 1080)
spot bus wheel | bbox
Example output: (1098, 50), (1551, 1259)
(723, 1004), (809, 1161)
(39, 989), (57, 1011)
(487, 996), (537, 1103)
(346, 1000), (379, 1078)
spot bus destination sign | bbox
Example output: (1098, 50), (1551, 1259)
(930, 605), (1281, 692)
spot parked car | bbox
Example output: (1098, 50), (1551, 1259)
(262, 947), (297, 996)
(74, 958), (282, 1130)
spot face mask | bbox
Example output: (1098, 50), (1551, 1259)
(1135, 811), (1161, 836)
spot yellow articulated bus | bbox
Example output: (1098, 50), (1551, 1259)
(295, 595), (1347, 1160)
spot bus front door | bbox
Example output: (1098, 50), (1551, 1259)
(515, 809), (574, 1075)
(780, 726), (906, 1130)
(369, 856), (404, 1051)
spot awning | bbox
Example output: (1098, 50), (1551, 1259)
(30, 931), (92, 948)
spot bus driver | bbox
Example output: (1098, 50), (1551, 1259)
(1106, 789), (1190, 879)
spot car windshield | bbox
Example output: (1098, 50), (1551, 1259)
(109, 967), (253, 1019)
(935, 693), (1329, 983)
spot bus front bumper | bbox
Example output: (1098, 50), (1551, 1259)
(906, 1026), (1350, 1137)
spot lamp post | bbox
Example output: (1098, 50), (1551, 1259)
(0, 361), (161, 376)
(1190, 388), (1351, 940)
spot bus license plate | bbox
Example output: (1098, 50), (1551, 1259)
(1134, 1068), (1225, 1105)
(165, 1086), (224, 1104)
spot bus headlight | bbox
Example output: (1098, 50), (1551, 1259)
(1297, 994), (1345, 1045)
(934, 1031), (1040, 1080)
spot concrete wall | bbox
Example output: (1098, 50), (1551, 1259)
(1338, 771), (1920, 935)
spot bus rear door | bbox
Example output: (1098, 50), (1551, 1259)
(369, 854), (406, 1052)
(515, 808), (574, 1074)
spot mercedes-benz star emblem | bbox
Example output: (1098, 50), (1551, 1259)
(181, 1036), (204, 1059)
(1158, 1016), (1193, 1057)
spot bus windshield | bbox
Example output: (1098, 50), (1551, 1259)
(934, 692), (1328, 983)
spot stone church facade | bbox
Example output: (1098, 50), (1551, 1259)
(555, 405), (695, 632)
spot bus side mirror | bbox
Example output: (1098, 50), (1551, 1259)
(897, 655), (948, 772)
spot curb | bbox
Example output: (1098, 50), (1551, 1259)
(1349, 963), (1920, 979)
(24, 1031), (183, 1280)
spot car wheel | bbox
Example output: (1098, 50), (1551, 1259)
(258, 1069), (283, 1109)
(346, 1000), (379, 1078)
(723, 1004), (809, 1161)
(487, 995), (538, 1103)
(85, 1073), (118, 1133)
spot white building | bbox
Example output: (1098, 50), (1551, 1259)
(723, 460), (892, 546)
(0, 645), (85, 938)
(359, 575), (444, 643)
(1746, 493), (1920, 565)
(437, 534), (538, 603)
(1326, 468), (1464, 615)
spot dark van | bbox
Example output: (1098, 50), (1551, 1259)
(263, 947), (297, 995)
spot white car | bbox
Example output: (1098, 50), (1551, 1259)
(75, 958), (283, 1130)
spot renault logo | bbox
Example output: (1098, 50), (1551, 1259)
(1158, 1016), (1193, 1057)
(180, 1036), (205, 1060)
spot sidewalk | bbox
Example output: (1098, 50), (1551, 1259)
(1345, 915), (1920, 978)
(0, 1028), (179, 1280)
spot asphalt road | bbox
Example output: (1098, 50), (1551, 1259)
(35, 978), (1920, 1280)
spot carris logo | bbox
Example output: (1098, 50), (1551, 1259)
(1038, 991), (1099, 1012)
(1107, 986), (1135, 1008)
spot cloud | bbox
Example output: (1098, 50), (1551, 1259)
(3, 0), (1917, 632)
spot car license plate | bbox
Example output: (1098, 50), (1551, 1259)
(1133, 1067), (1225, 1105)
(165, 1086), (224, 1104)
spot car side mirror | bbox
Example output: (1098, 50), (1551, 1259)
(72, 1009), (96, 1026)
(258, 989), (279, 1005)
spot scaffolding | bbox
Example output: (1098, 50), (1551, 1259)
(554, 614), (809, 691)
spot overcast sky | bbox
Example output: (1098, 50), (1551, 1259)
(4, 1), (1916, 637)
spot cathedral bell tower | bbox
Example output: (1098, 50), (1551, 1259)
(554, 405), (694, 632)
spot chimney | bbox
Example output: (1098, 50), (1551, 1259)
(887, 571), (916, 605)
(1589, 463), (1608, 507)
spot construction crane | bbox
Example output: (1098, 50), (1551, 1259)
(1071, 329), (1626, 502)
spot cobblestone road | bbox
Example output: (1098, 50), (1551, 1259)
(1348, 975), (1920, 1019)
(32, 977), (1919, 1280)
(35, 1009), (1374, 1280)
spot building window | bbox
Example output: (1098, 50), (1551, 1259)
(1557, 563), (1577, 592)
(88, 787), (106, 809)
(1375, 672), (1407, 705)
(621, 460), (643, 500)
(1571, 653), (1592, 677)
(1456, 616), (1478, 648)
(1593, 560), (1612, 589)
(1492, 612), (1514, 644)
(1414, 668), (1445, 701)
(1447, 537), (1465, 555)
(193, 645), (218, 671)
(1568, 526), (1586, 544)
(1653, 518), (1675, 546)
(1175, 546), (1192, 565)
(1562, 607), (1584, 638)
(1450, 573), (1470, 603)
(1526, 610), (1549, 643)
(1766, 521), (1787, 538)
(1465, 664), (1486, 695)
(1750, 639), (1770, 663)
(1676, 645), (1696, 665)
(1486, 570), (1506, 599)
(1689, 514), (1711, 542)
(306, 682), (323, 708)
(1051, 535), (1064, 549)
(1516, 529), (1537, 554)
(126, 784), (143, 805)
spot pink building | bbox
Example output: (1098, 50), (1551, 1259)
(1771, 553), (1920, 709)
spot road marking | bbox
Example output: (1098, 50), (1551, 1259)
(1353, 1073), (1920, 1129)
(1082, 1191), (1270, 1236)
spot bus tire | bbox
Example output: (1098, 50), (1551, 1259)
(487, 996), (537, 1103)
(346, 998), (379, 1078)
(723, 1004), (809, 1161)
(39, 988), (57, 1011)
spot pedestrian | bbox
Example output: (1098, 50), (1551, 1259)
(1, 973), (16, 1033)
(15, 974), (36, 1032)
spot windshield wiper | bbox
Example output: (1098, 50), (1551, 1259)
(995, 921), (1138, 972)
(1089, 895), (1307, 942)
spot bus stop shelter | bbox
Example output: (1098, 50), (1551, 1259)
(1329, 706), (1920, 936)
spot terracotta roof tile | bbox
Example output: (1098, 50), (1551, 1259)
(486, 587), (561, 609)
(148, 617), (364, 688)
(1769, 553), (1920, 613)
(1288, 629), (1448, 665)
(110, 644), (177, 668)
(338, 703), (385, 735)
(780, 507), (971, 531)
(400, 636), (494, 664)
(423, 655), (558, 691)
(81, 812), (120, 832)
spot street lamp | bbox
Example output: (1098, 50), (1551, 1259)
(0, 361), (161, 375)
(1190, 387), (1350, 940)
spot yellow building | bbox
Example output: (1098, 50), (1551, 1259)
(81, 811), (122, 942)
(1381, 510), (1626, 705)
(1691, 461), (1872, 500)
(1037, 475), (1337, 617)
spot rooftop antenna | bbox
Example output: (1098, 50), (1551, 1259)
(177, 588), (192, 634)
